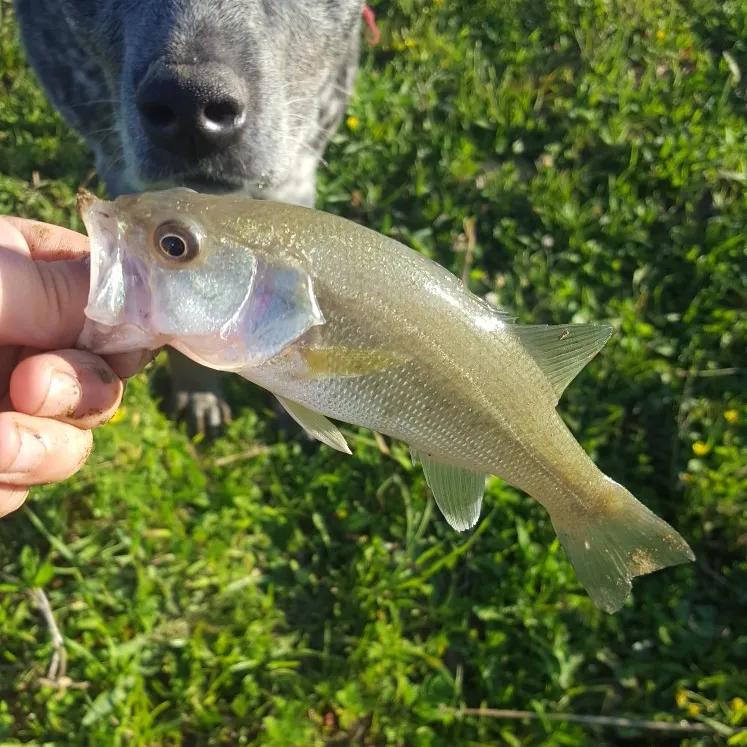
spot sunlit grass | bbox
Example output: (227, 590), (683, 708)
(1, 0), (745, 744)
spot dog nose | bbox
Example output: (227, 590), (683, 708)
(135, 64), (247, 157)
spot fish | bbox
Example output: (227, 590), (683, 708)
(75, 187), (695, 613)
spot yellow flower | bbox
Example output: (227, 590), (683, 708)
(675, 690), (688, 708)
(724, 410), (738, 424)
(404, 38), (417, 48)
(687, 703), (701, 718)
(110, 407), (126, 424)
(346, 115), (360, 131)
(731, 697), (745, 712)
(692, 441), (709, 456)
(656, 30), (666, 40)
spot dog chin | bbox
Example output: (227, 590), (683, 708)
(139, 177), (248, 195)
(137, 171), (306, 204)
(182, 179), (251, 195)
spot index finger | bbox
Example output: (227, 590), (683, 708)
(1, 217), (90, 262)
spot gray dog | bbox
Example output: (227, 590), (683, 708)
(13, 0), (377, 435)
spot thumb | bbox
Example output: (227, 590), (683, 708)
(0, 231), (90, 350)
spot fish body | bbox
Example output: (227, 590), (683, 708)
(77, 188), (695, 613)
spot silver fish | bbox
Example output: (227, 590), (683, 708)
(76, 187), (695, 613)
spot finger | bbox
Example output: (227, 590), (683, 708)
(0, 247), (90, 349)
(0, 347), (44, 410)
(9, 349), (124, 428)
(0, 347), (22, 401)
(1, 216), (90, 261)
(0, 485), (29, 519)
(0, 345), (141, 413)
(0, 217), (92, 350)
(0, 412), (93, 486)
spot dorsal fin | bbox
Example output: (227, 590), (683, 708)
(513, 323), (614, 404)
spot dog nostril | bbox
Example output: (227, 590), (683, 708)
(135, 65), (247, 153)
(203, 100), (242, 129)
(140, 102), (177, 129)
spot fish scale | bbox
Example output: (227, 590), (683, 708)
(76, 187), (695, 614)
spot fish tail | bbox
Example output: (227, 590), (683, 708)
(550, 478), (695, 613)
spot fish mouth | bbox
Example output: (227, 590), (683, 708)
(76, 189), (165, 355)
(77, 190), (123, 328)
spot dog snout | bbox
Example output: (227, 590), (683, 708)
(135, 62), (247, 158)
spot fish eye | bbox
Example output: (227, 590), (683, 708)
(153, 221), (200, 263)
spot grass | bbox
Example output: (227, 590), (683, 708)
(1, 0), (746, 744)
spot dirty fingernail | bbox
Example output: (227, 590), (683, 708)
(8, 426), (46, 474)
(42, 370), (82, 417)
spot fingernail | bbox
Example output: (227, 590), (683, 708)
(8, 426), (46, 473)
(42, 370), (82, 417)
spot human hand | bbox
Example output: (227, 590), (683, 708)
(0, 216), (154, 518)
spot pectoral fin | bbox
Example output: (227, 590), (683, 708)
(275, 395), (352, 454)
(411, 450), (486, 531)
(513, 323), (614, 404)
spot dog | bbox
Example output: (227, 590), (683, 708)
(13, 0), (379, 435)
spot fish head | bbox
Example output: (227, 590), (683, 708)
(77, 187), (325, 370)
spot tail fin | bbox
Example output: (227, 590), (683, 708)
(552, 479), (695, 614)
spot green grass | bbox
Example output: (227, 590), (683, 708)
(1, 0), (746, 744)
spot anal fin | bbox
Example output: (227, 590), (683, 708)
(275, 395), (352, 455)
(411, 449), (486, 531)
